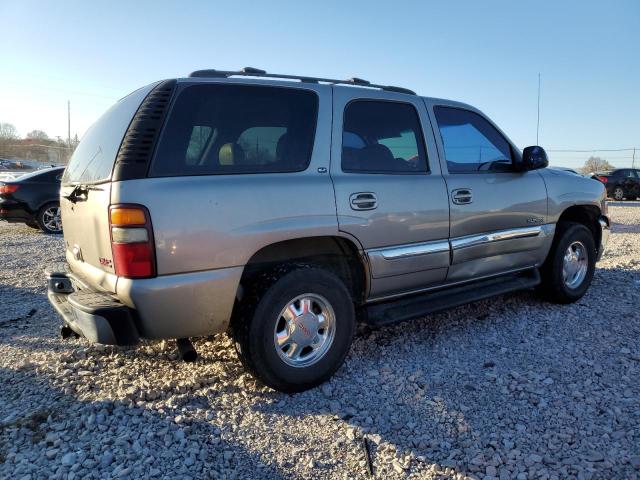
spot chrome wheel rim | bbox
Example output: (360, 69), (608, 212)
(563, 241), (588, 289)
(613, 187), (624, 200)
(43, 206), (62, 232)
(273, 293), (336, 368)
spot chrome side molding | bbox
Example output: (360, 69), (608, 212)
(451, 224), (554, 251)
(367, 224), (556, 261)
(372, 240), (450, 260)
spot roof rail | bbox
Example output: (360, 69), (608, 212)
(188, 67), (416, 95)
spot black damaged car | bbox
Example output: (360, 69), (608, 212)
(0, 166), (64, 233)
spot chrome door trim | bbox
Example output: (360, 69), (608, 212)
(370, 239), (451, 260)
(450, 224), (555, 250)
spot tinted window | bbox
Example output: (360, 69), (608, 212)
(342, 101), (427, 174)
(434, 106), (513, 174)
(63, 86), (152, 184)
(150, 84), (318, 176)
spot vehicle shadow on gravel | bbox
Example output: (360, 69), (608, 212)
(0, 365), (287, 479)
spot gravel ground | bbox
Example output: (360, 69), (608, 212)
(0, 204), (639, 479)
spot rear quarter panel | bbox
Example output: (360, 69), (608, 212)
(112, 173), (338, 275)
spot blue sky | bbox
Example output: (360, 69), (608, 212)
(1, 0), (638, 168)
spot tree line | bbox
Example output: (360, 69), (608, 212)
(0, 122), (79, 166)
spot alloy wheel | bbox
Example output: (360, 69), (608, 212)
(273, 293), (336, 368)
(562, 240), (588, 289)
(43, 206), (62, 233)
(613, 187), (624, 201)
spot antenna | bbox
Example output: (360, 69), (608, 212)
(536, 73), (541, 145)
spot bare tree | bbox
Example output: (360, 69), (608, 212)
(26, 130), (50, 140)
(0, 123), (18, 140)
(582, 156), (614, 174)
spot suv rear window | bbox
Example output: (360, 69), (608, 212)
(150, 84), (318, 176)
(63, 86), (152, 184)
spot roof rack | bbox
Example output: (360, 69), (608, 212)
(188, 67), (416, 95)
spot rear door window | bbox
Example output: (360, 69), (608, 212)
(150, 84), (318, 176)
(434, 106), (513, 174)
(341, 100), (428, 174)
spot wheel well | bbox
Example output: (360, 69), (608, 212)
(557, 205), (601, 247)
(239, 236), (368, 304)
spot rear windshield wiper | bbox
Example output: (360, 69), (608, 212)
(63, 184), (102, 203)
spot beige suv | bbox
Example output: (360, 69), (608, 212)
(47, 68), (609, 392)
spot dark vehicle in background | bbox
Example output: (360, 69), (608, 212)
(593, 168), (640, 201)
(0, 166), (65, 233)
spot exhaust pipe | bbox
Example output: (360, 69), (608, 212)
(176, 338), (197, 362)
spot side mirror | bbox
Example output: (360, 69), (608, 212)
(516, 146), (549, 172)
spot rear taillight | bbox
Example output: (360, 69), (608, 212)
(109, 205), (156, 279)
(0, 184), (19, 194)
(598, 176), (608, 183)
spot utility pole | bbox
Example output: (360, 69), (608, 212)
(67, 100), (71, 147)
(536, 73), (541, 145)
(633, 147), (636, 169)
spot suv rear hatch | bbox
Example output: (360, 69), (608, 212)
(60, 82), (165, 291)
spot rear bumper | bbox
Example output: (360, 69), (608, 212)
(597, 216), (610, 261)
(0, 200), (33, 222)
(46, 263), (139, 345)
(46, 262), (243, 344)
(116, 266), (243, 340)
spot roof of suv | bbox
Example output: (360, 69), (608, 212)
(186, 67), (417, 95)
(181, 67), (479, 112)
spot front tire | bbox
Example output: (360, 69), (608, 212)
(231, 265), (355, 393)
(539, 222), (596, 304)
(37, 202), (62, 234)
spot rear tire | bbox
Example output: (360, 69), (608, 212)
(230, 265), (355, 393)
(612, 186), (624, 201)
(539, 222), (596, 304)
(37, 202), (62, 234)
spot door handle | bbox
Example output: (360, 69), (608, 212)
(350, 192), (378, 210)
(452, 188), (473, 205)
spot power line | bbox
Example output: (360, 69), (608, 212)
(547, 148), (638, 152)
